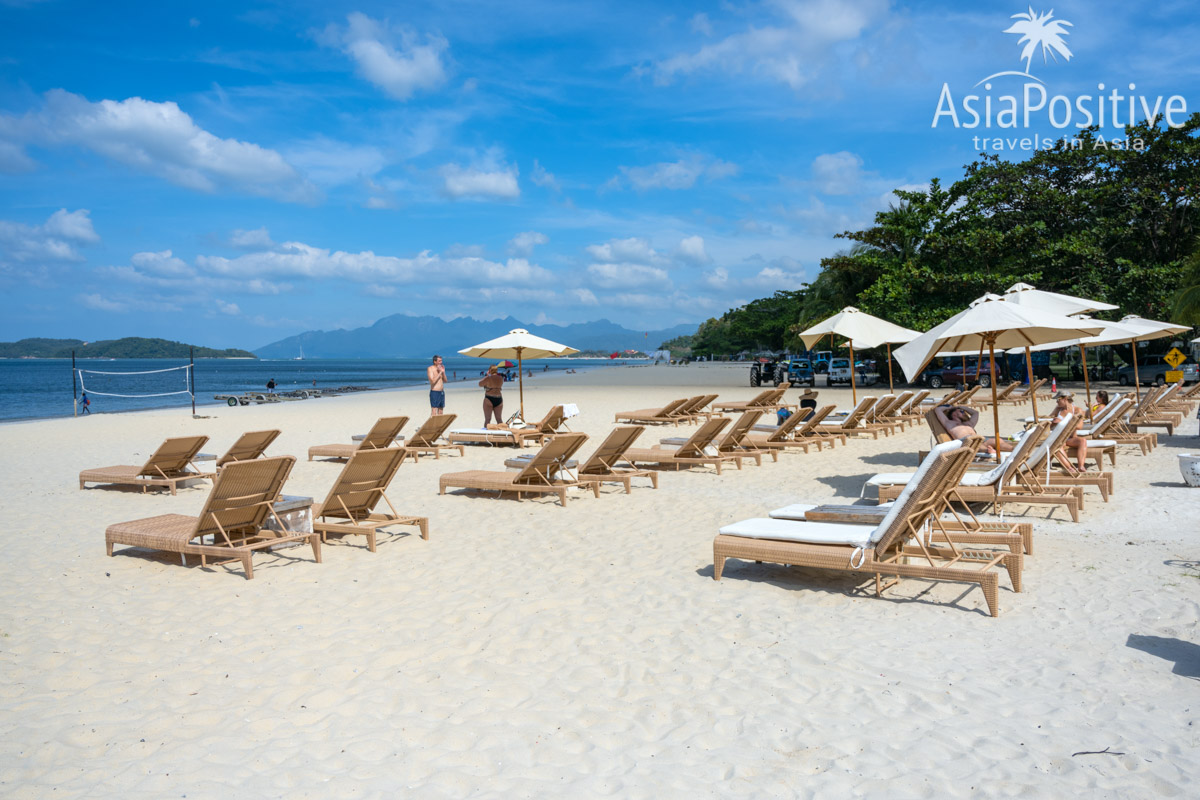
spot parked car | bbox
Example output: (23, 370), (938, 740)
(827, 357), (853, 385)
(1115, 356), (1199, 386)
(812, 351), (832, 374)
(920, 357), (1010, 389)
(786, 358), (816, 386)
(749, 358), (788, 386)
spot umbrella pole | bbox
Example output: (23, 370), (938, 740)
(887, 343), (894, 393)
(1025, 347), (1039, 421)
(1080, 345), (1092, 419)
(517, 349), (525, 420)
(988, 339), (1001, 463)
(849, 339), (857, 405)
(1132, 339), (1141, 404)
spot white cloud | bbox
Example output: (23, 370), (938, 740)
(319, 13), (449, 100)
(587, 262), (670, 289)
(0, 208), (98, 264)
(812, 151), (864, 195)
(285, 137), (387, 187)
(530, 159), (561, 192)
(1, 90), (315, 201)
(618, 155), (739, 191)
(216, 299), (240, 315)
(130, 249), (190, 277)
(0, 140), (37, 173)
(508, 231), (548, 257)
(675, 235), (710, 265)
(744, 265), (807, 290)
(441, 162), (520, 200)
(231, 227), (275, 249)
(703, 267), (729, 288)
(78, 292), (127, 312)
(653, 0), (888, 90)
(572, 288), (599, 305)
(691, 13), (714, 36)
(586, 237), (663, 265)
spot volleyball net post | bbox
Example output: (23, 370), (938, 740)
(72, 350), (78, 417)
(190, 347), (196, 415)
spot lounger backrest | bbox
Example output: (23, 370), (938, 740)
(408, 414), (457, 447)
(957, 386), (980, 404)
(654, 398), (690, 418)
(871, 394), (899, 421)
(743, 389), (775, 407)
(141, 435), (209, 477)
(192, 456), (295, 543)
(513, 433), (589, 486)
(977, 421), (1049, 486)
(675, 396), (705, 417)
(886, 391), (914, 416)
(1085, 397), (1130, 436)
(993, 382), (1017, 400)
(764, 407), (808, 441)
(794, 404), (836, 437)
(837, 396), (876, 429)
(677, 417), (732, 457)
(318, 448), (406, 520)
(360, 416), (409, 449)
(217, 430), (280, 467)
(717, 410), (764, 450)
(1025, 414), (1076, 472)
(579, 426), (643, 475)
(536, 405), (567, 433)
(869, 440), (964, 548)
(903, 389), (930, 412)
(924, 407), (952, 443)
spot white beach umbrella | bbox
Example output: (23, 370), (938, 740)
(799, 306), (920, 402)
(1114, 315), (1191, 402)
(1001, 282), (1119, 419)
(895, 294), (1102, 459)
(459, 328), (579, 418)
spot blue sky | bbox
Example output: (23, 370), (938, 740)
(1, 0), (1197, 350)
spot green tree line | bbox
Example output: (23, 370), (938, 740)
(688, 115), (1200, 359)
(0, 337), (257, 359)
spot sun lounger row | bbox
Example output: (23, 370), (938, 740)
(105, 447), (428, 579)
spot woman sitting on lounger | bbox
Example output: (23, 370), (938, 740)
(479, 365), (505, 426)
(934, 405), (1014, 458)
(1051, 390), (1089, 472)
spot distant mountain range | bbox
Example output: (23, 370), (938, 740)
(0, 337), (256, 359)
(254, 314), (697, 359)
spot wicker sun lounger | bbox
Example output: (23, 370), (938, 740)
(714, 440), (1021, 617)
(817, 396), (891, 439)
(449, 406), (570, 448)
(744, 404), (837, 454)
(869, 421), (1083, 522)
(770, 438), (1034, 556)
(313, 448), (428, 551)
(712, 386), (791, 414)
(308, 416), (408, 461)
(614, 397), (690, 426)
(624, 417), (744, 474)
(576, 426), (659, 493)
(105, 456), (320, 579)
(80, 435), (213, 495)
(439, 432), (599, 506)
(216, 429), (281, 467)
(401, 414), (465, 461)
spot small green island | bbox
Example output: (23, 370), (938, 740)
(0, 337), (258, 359)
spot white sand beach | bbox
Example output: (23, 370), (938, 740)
(2, 363), (1199, 797)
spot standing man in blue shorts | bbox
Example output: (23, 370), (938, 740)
(427, 354), (446, 415)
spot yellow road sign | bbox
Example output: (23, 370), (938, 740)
(1166, 370), (1184, 383)
(1164, 348), (1186, 368)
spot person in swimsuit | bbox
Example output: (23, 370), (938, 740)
(1050, 391), (1089, 472)
(479, 364), (505, 426)
(427, 355), (446, 416)
(934, 405), (1014, 458)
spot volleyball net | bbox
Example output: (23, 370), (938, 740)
(77, 364), (194, 399)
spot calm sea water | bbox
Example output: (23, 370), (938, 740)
(0, 357), (619, 421)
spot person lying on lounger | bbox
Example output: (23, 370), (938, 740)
(934, 405), (1015, 458)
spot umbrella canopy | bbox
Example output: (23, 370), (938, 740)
(459, 328), (579, 418)
(1001, 282), (1119, 315)
(1114, 315), (1191, 400)
(799, 306), (920, 400)
(895, 294), (1102, 459)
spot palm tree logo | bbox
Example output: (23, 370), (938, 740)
(977, 7), (1073, 85)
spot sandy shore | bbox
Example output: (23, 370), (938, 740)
(2, 363), (1198, 797)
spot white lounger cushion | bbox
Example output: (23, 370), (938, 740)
(718, 518), (872, 547)
(450, 428), (517, 438)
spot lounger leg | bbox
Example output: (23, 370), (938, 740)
(309, 533), (322, 563)
(367, 531), (377, 553)
(106, 542), (113, 556)
(419, 518), (429, 540)
(982, 572), (999, 617)
(713, 555), (725, 580)
(242, 555), (254, 580)
(1004, 553), (1023, 593)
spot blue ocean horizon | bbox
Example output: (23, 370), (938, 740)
(0, 356), (620, 422)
